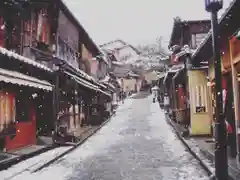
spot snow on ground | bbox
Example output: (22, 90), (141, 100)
(1, 95), (208, 180)
(0, 147), (72, 180)
(0, 98), (134, 180)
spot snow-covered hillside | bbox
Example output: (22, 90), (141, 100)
(100, 39), (169, 71)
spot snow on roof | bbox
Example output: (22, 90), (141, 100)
(100, 39), (127, 50)
(97, 48), (109, 64)
(100, 75), (110, 83)
(112, 61), (124, 65)
(66, 60), (96, 82)
(108, 83), (115, 89)
(128, 71), (139, 77)
(0, 47), (52, 72)
(168, 64), (185, 73)
(0, 68), (53, 91)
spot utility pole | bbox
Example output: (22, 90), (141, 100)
(204, 0), (228, 179)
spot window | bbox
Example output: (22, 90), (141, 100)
(57, 36), (78, 67)
(194, 85), (208, 113)
(191, 33), (208, 49)
(0, 91), (15, 133)
(36, 9), (50, 45)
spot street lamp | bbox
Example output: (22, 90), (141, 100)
(204, 0), (228, 180)
(205, 0), (223, 12)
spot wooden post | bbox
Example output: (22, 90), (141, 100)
(229, 39), (240, 163)
(52, 72), (60, 143)
(73, 83), (77, 127)
(73, 97), (76, 128)
(78, 86), (81, 124)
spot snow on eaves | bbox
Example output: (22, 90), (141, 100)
(65, 60), (98, 83)
(0, 47), (52, 72)
(94, 46), (109, 65)
(0, 44), (101, 86)
(112, 61), (124, 65)
(100, 40), (127, 50)
(100, 75), (110, 83)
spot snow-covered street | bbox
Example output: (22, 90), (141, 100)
(0, 94), (208, 180)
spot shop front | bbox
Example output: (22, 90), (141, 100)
(0, 67), (53, 151)
(0, 45), (53, 151)
(188, 68), (212, 136)
(53, 64), (111, 143)
(172, 68), (189, 125)
(163, 64), (185, 121)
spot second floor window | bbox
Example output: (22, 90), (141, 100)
(57, 36), (78, 68)
(191, 34), (197, 49)
(37, 9), (50, 45)
(191, 33), (208, 49)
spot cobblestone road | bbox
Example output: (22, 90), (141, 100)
(7, 94), (208, 180)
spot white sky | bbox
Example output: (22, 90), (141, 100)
(63, 0), (233, 47)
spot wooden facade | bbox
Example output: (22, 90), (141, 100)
(0, 0), (113, 151)
(191, 0), (240, 157)
(166, 19), (211, 128)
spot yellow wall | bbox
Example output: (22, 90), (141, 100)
(121, 78), (136, 92)
(188, 70), (212, 135)
(118, 78), (142, 92)
(144, 71), (159, 84)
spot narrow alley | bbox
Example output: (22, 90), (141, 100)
(1, 93), (208, 180)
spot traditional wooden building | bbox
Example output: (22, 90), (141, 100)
(0, 0), (54, 151)
(0, 0), (112, 150)
(191, 0), (239, 157)
(165, 18), (211, 131)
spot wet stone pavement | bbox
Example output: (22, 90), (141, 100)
(8, 94), (208, 180)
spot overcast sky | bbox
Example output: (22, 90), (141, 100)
(63, 0), (233, 47)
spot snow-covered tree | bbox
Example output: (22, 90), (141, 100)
(136, 36), (168, 56)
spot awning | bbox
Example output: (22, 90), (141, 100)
(64, 71), (111, 97)
(97, 89), (111, 97)
(64, 71), (99, 90)
(0, 68), (53, 91)
(102, 82), (115, 93)
(98, 82), (107, 89)
(0, 47), (52, 72)
(163, 64), (185, 84)
(105, 82), (116, 90)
